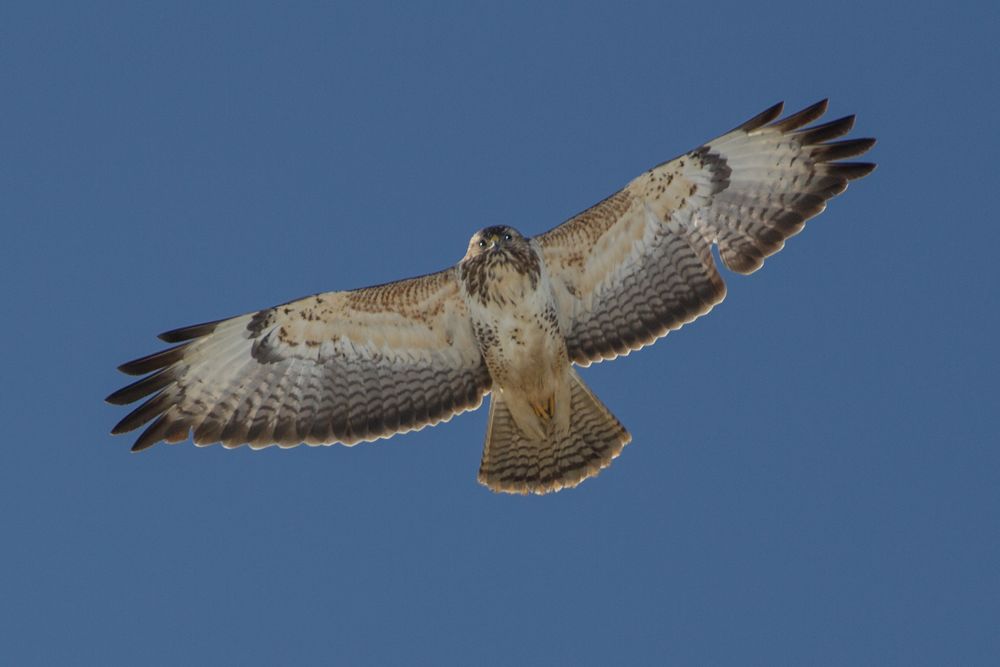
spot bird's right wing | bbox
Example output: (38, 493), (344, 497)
(107, 268), (492, 451)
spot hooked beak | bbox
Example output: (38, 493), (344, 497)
(488, 234), (500, 249)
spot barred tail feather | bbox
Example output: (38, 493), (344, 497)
(478, 371), (631, 495)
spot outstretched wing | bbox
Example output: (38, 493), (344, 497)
(536, 100), (875, 366)
(107, 269), (492, 451)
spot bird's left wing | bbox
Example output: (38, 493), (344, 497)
(535, 100), (875, 366)
(107, 269), (492, 451)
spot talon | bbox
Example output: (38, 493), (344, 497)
(531, 395), (556, 420)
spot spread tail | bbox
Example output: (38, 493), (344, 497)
(478, 371), (631, 495)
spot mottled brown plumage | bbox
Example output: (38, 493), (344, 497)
(108, 100), (875, 494)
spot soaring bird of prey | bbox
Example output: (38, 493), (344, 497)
(108, 100), (875, 495)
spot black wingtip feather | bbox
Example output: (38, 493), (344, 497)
(772, 99), (829, 131)
(106, 369), (173, 405)
(830, 162), (877, 180)
(117, 344), (188, 376)
(158, 319), (222, 343)
(111, 392), (171, 435)
(129, 414), (191, 451)
(130, 416), (168, 451)
(797, 115), (856, 144)
(812, 138), (877, 161)
(737, 102), (784, 132)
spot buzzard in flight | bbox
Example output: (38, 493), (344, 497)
(108, 100), (875, 494)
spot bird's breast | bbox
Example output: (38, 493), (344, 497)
(466, 269), (567, 391)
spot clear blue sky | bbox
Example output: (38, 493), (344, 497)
(3, 1), (997, 664)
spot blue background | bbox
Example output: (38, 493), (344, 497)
(3, 1), (997, 664)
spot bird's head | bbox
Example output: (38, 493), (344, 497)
(463, 225), (528, 261)
(459, 225), (542, 302)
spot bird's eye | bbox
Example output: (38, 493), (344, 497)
(478, 239), (486, 248)
(503, 233), (512, 241)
